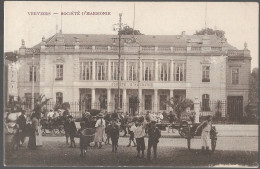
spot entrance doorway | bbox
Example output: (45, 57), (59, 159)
(227, 96), (243, 122)
(129, 96), (138, 116)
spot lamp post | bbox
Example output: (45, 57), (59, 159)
(31, 49), (35, 110)
(112, 13), (132, 112)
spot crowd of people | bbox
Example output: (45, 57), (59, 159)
(7, 105), (214, 160)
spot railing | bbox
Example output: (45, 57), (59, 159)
(65, 45), (74, 50)
(23, 46), (249, 57)
(227, 50), (250, 57)
(200, 100), (226, 117)
(95, 46), (108, 52)
(191, 47), (201, 51)
(157, 47), (171, 52)
(25, 48), (40, 54)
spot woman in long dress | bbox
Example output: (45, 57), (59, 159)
(94, 114), (106, 149)
(28, 113), (38, 150)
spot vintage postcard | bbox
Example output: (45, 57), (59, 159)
(3, 1), (259, 167)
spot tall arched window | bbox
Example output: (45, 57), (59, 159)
(202, 94), (210, 111)
(56, 92), (63, 104)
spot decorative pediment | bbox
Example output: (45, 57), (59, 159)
(200, 57), (211, 64)
(54, 56), (65, 63)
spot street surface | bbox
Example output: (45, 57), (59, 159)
(5, 136), (258, 167)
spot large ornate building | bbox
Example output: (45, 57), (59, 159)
(16, 31), (251, 120)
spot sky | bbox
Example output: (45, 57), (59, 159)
(4, 1), (259, 70)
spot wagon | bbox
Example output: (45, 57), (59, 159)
(41, 117), (65, 136)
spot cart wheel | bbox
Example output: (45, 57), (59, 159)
(211, 138), (217, 152)
(59, 128), (65, 136)
(41, 129), (46, 136)
(53, 129), (60, 135)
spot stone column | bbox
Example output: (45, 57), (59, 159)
(92, 60), (96, 80)
(108, 60), (111, 81)
(123, 59), (127, 80)
(73, 88), (80, 102)
(154, 89), (158, 112)
(91, 88), (96, 109)
(139, 59), (142, 81)
(123, 89), (127, 113)
(170, 60), (174, 81)
(194, 97), (200, 123)
(169, 90), (173, 111)
(107, 88), (111, 112)
(154, 59), (158, 81)
(138, 89), (142, 114)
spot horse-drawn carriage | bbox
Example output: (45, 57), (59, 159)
(40, 116), (66, 136)
(157, 112), (218, 151)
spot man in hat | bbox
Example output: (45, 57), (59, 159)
(127, 120), (136, 147)
(133, 117), (147, 158)
(147, 120), (161, 160)
(16, 110), (27, 144)
(67, 115), (77, 148)
(110, 118), (120, 153)
(94, 113), (106, 149)
(195, 115), (213, 153)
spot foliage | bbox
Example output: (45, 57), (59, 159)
(119, 26), (143, 35)
(194, 28), (225, 39)
(53, 102), (70, 111)
(35, 94), (52, 108)
(249, 68), (258, 104)
(166, 97), (194, 118)
(244, 104), (258, 124)
(214, 100), (222, 120)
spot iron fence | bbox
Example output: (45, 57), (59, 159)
(199, 100), (226, 117)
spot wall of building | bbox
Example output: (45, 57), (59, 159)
(226, 57), (251, 115)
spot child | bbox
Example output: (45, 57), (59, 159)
(147, 120), (161, 160)
(195, 115), (213, 152)
(68, 115), (77, 148)
(127, 121), (136, 147)
(133, 118), (146, 158)
(77, 121), (87, 157)
(110, 119), (120, 153)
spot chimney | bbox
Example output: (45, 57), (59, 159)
(181, 31), (186, 37)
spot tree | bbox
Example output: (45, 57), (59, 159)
(166, 97), (194, 118)
(244, 68), (258, 124)
(119, 26), (143, 35)
(194, 28), (225, 39)
(249, 68), (258, 104)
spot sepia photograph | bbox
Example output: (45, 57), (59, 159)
(3, 1), (259, 167)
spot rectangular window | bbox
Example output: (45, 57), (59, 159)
(96, 62), (107, 80)
(80, 61), (92, 80)
(29, 66), (36, 82)
(175, 63), (186, 82)
(111, 61), (123, 80)
(202, 66), (210, 82)
(56, 64), (63, 80)
(145, 95), (152, 110)
(232, 68), (239, 84)
(143, 62), (154, 81)
(127, 62), (137, 81)
(201, 94), (210, 111)
(159, 95), (167, 110)
(159, 62), (169, 81)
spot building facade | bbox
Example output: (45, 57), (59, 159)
(16, 31), (251, 118)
